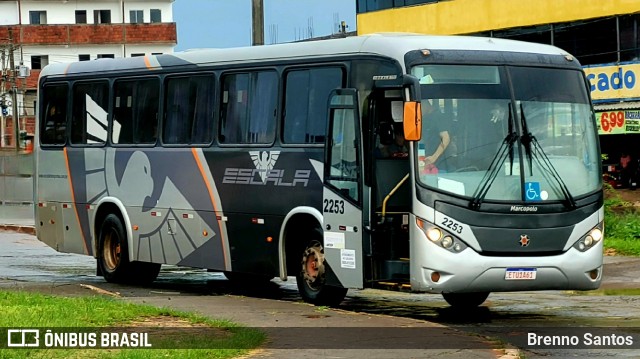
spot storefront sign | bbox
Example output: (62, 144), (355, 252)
(584, 63), (640, 102)
(597, 110), (640, 135)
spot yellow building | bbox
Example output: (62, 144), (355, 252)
(357, 0), (640, 173)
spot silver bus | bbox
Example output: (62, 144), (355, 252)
(35, 34), (603, 307)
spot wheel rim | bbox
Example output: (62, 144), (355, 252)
(302, 242), (325, 291)
(102, 228), (121, 272)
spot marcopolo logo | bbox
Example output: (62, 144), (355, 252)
(510, 205), (538, 212)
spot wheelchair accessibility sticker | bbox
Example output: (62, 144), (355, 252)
(524, 182), (548, 201)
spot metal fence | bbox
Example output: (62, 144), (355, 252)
(0, 151), (34, 223)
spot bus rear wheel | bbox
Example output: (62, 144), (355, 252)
(442, 292), (490, 308)
(296, 238), (347, 306)
(97, 214), (160, 285)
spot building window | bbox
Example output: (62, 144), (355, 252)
(29, 11), (47, 24)
(31, 55), (49, 70)
(220, 71), (278, 144)
(75, 10), (87, 24)
(357, 0), (437, 13)
(130, 10), (143, 24)
(131, 53), (145, 57)
(94, 10), (111, 24)
(163, 75), (216, 144)
(554, 17), (618, 66)
(283, 67), (344, 144)
(78, 54), (90, 61)
(620, 14), (640, 62)
(150, 9), (162, 23)
(97, 54), (115, 59)
(492, 25), (552, 45)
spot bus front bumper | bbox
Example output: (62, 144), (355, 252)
(410, 238), (603, 294)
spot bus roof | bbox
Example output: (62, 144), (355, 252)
(40, 33), (572, 78)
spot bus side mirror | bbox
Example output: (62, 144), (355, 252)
(403, 101), (422, 141)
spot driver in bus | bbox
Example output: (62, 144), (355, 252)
(378, 124), (409, 158)
(421, 99), (451, 171)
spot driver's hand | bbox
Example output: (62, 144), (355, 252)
(423, 155), (436, 165)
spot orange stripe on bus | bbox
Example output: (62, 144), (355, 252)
(63, 147), (89, 255)
(144, 56), (154, 70)
(191, 147), (228, 269)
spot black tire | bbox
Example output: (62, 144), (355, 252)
(296, 237), (347, 307)
(442, 292), (490, 308)
(97, 214), (160, 285)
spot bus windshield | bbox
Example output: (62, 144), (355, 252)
(412, 64), (600, 203)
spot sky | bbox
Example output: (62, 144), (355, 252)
(173, 0), (357, 51)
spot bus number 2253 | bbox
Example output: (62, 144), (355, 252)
(441, 217), (463, 234)
(324, 199), (345, 214)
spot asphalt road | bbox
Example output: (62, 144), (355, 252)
(2, 230), (640, 358)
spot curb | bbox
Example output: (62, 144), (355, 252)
(0, 225), (36, 235)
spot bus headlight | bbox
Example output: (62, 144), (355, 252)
(416, 217), (467, 253)
(573, 223), (604, 252)
(441, 236), (454, 249)
(426, 228), (442, 242)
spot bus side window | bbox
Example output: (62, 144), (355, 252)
(282, 67), (344, 144)
(71, 81), (109, 145)
(163, 74), (215, 145)
(220, 71), (277, 144)
(40, 84), (69, 146)
(112, 79), (159, 145)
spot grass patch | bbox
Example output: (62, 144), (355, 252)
(604, 184), (640, 256)
(0, 290), (265, 358)
(567, 288), (640, 296)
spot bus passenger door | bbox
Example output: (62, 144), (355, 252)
(323, 89), (363, 289)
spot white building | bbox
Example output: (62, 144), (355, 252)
(0, 0), (177, 146)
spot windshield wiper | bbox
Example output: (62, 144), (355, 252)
(520, 104), (577, 209)
(470, 106), (517, 210)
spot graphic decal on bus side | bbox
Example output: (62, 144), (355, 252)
(222, 151), (311, 187)
(250, 150), (280, 183)
(66, 147), (229, 270)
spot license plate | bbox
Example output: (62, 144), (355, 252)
(505, 268), (537, 280)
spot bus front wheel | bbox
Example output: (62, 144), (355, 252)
(442, 292), (490, 308)
(97, 214), (160, 284)
(296, 238), (347, 306)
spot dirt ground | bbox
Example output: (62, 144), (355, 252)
(609, 188), (640, 205)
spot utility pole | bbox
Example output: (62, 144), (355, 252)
(251, 0), (264, 46)
(8, 28), (20, 151)
(1, 48), (6, 148)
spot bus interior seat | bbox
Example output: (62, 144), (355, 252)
(375, 158), (411, 210)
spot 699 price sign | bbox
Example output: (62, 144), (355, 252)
(599, 111), (625, 134)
